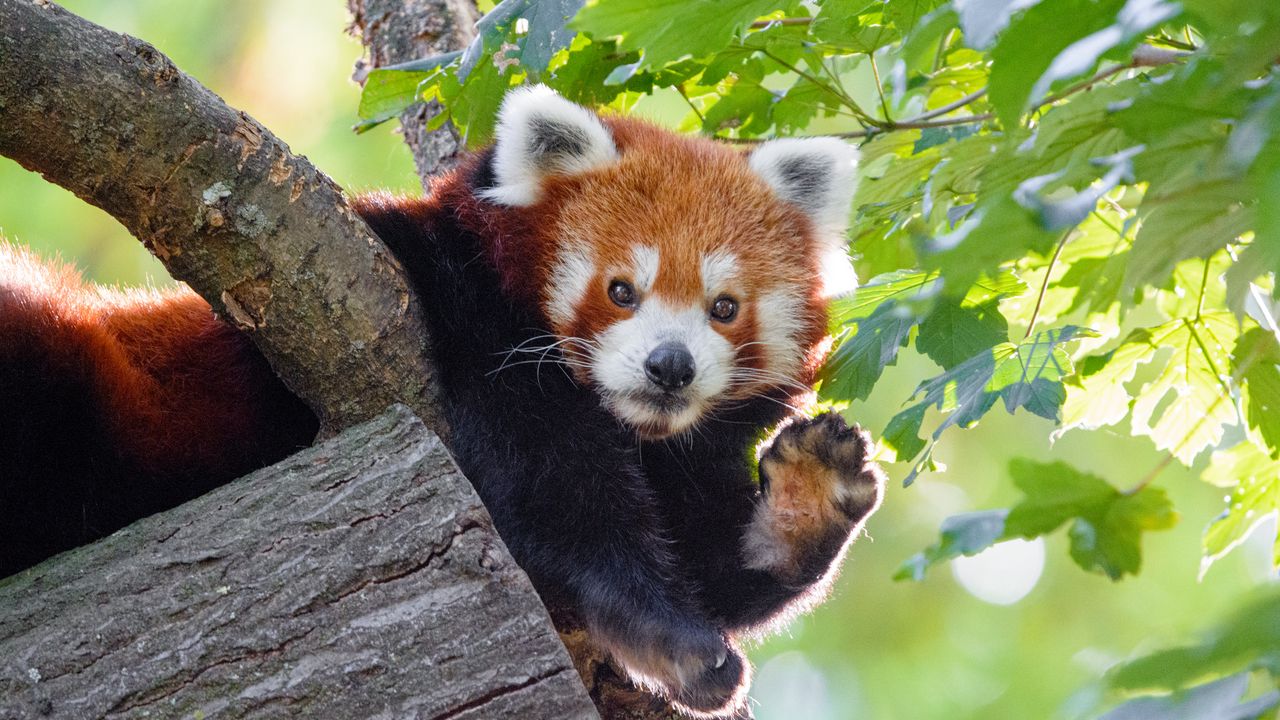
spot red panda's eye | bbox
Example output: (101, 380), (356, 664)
(608, 280), (637, 308)
(711, 296), (738, 322)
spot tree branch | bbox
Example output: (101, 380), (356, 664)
(0, 0), (446, 435)
(0, 406), (596, 720)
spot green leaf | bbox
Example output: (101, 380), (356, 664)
(818, 301), (918, 403)
(915, 299), (1009, 369)
(572, 0), (781, 70)
(548, 39), (641, 105)
(1004, 458), (1117, 537)
(1057, 326), (1165, 439)
(902, 459), (1176, 581)
(1235, 328), (1280, 457)
(1099, 673), (1280, 720)
(1125, 178), (1254, 292)
(438, 53), (517, 147)
(922, 197), (1058, 291)
(885, 326), (1091, 475)
(1109, 588), (1280, 691)
(884, 0), (945, 35)
(1070, 487), (1178, 579)
(882, 402), (929, 462)
(1005, 459), (1177, 579)
(356, 52), (459, 126)
(894, 509), (1009, 581)
(953, 0), (1027, 48)
(700, 59), (776, 135)
(460, 0), (584, 80)
(1201, 442), (1280, 575)
(1129, 314), (1239, 466)
(1023, 0), (1181, 111)
(828, 269), (938, 327)
(988, 0), (1124, 128)
(511, 0), (586, 73)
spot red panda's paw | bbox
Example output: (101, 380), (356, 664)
(603, 624), (750, 717)
(669, 636), (750, 718)
(744, 413), (886, 586)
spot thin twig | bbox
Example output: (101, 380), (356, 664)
(675, 83), (705, 126)
(749, 17), (813, 29)
(714, 112), (996, 143)
(909, 88), (988, 123)
(1025, 231), (1072, 339)
(869, 54), (893, 123)
(710, 43), (1186, 144)
(756, 46), (875, 123)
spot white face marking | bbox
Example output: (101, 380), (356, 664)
(820, 243), (860, 297)
(756, 289), (805, 380)
(590, 298), (734, 435)
(544, 243), (595, 327)
(699, 250), (739, 297)
(630, 245), (660, 294)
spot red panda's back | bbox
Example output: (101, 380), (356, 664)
(0, 243), (318, 574)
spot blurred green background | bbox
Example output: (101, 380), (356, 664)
(1, 3), (1270, 718)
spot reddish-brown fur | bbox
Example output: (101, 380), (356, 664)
(0, 243), (317, 492)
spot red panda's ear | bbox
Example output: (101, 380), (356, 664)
(748, 137), (858, 236)
(750, 137), (861, 296)
(479, 85), (619, 207)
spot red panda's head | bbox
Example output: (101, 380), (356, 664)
(475, 86), (858, 438)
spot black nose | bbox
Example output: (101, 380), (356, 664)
(644, 342), (696, 391)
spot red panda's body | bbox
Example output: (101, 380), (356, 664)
(0, 87), (883, 717)
(0, 245), (318, 573)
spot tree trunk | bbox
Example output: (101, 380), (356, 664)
(0, 406), (596, 720)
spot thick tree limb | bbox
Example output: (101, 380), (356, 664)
(0, 406), (597, 720)
(0, 0), (444, 435)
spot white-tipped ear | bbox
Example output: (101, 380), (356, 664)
(750, 137), (860, 296)
(749, 137), (858, 234)
(479, 85), (619, 207)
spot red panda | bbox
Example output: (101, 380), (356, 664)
(0, 85), (884, 717)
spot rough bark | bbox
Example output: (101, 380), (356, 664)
(0, 406), (597, 720)
(347, 0), (481, 182)
(0, 0), (445, 436)
(347, 4), (695, 718)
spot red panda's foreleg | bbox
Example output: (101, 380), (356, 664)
(743, 413), (884, 593)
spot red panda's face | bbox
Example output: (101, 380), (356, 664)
(481, 87), (859, 438)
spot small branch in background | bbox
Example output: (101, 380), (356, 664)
(910, 88), (988, 123)
(713, 43), (1187, 144)
(676, 83), (707, 126)
(749, 17), (812, 29)
(1132, 43), (1193, 65)
(868, 54), (894, 124)
(1024, 231), (1073, 340)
